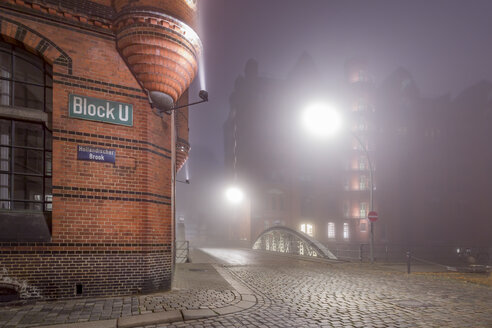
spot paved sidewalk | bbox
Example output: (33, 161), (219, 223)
(0, 249), (258, 328)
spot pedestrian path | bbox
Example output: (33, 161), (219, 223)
(0, 249), (258, 328)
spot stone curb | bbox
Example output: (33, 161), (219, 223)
(34, 319), (117, 328)
(33, 264), (257, 328)
(117, 310), (182, 328)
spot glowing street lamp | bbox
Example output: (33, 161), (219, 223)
(302, 103), (376, 263)
(225, 186), (244, 204)
(302, 102), (343, 138)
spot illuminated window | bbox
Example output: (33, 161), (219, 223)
(300, 223), (313, 237)
(343, 222), (349, 240)
(360, 203), (367, 218)
(328, 222), (335, 238)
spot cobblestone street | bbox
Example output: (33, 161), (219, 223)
(1, 248), (491, 328)
(158, 249), (492, 328)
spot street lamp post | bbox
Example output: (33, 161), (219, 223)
(302, 102), (376, 263)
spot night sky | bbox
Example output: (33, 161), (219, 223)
(177, 0), (492, 222)
(188, 0), (492, 164)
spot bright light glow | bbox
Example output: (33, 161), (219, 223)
(300, 223), (313, 237)
(226, 186), (244, 204)
(343, 222), (349, 240)
(328, 222), (335, 238)
(302, 102), (342, 138)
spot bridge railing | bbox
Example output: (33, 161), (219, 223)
(252, 226), (337, 260)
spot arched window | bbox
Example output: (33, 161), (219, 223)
(0, 42), (52, 112)
(0, 41), (52, 212)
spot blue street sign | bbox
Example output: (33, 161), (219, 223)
(77, 145), (116, 164)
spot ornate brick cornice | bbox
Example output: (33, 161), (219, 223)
(3, 0), (113, 30)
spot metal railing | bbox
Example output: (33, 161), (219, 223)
(175, 241), (189, 263)
(252, 226), (337, 259)
(323, 243), (492, 267)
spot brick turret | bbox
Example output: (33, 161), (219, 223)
(113, 0), (202, 110)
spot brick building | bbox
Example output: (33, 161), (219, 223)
(225, 56), (492, 261)
(0, 0), (201, 299)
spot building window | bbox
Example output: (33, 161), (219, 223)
(300, 223), (313, 237)
(328, 222), (335, 238)
(343, 202), (350, 218)
(360, 221), (367, 232)
(0, 119), (52, 211)
(359, 175), (367, 190)
(360, 202), (367, 218)
(358, 157), (366, 170)
(343, 222), (349, 240)
(0, 42), (53, 113)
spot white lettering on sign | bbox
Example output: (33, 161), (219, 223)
(73, 96), (83, 114)
(70, 95), (132, 125)
(97, 106), (105, 118)
(119, 104), (129, 122)
(106, 102), (115, 120)
(89, 153), (105, 161)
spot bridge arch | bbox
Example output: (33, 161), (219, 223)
(252, 226), (337, 260)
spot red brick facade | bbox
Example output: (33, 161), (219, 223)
(0, 0), (199, 299)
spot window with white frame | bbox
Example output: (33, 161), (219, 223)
(360, 221), (367, 232)
(328, 222), (335, 238)
(343, 222), (349, 240)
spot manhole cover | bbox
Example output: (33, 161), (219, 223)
(188, 268), (207, 272)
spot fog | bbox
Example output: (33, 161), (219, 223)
(177, 0), (492, 264)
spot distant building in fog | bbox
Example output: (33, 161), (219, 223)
(225, 55), (492, 258)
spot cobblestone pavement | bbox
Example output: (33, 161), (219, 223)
(151, 249), (492, 328)
(1, 249), (491, 328)
(0, 263), (238, 327)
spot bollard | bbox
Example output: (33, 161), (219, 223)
(406, 251), (411, 274)
(359, 244), (363, 262)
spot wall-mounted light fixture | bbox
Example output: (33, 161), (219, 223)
(150, 90), (208, 115)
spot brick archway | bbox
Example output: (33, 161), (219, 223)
(0, 15), (72, 74)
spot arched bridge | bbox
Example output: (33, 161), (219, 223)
(252, 226), (337, 260)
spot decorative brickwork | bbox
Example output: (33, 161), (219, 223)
(114, 1), (202, 106)
(0, 243), (172, 299)
(0, 0), (199, 300)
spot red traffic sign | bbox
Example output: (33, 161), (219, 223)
(368, 211), (378, 222)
